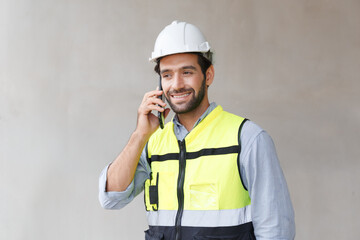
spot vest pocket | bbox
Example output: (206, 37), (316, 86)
(145, 172), (159, 211)
(189, 183), (218, 210)
(149, 172), (159, 206)
(145, 229), (164, 240)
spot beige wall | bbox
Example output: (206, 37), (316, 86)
(1, 0), (359, 239)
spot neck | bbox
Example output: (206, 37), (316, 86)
(176, 99), (210, 132)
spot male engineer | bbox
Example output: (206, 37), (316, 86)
(99, 21), (295, 240)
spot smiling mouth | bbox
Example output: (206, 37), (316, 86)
(171, 93), (191, 99)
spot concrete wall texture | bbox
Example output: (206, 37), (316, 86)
(1, 0), (359, 239)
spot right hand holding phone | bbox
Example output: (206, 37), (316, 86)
(136, 89), (170, 138)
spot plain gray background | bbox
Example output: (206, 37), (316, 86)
(1, 0), (359, 239)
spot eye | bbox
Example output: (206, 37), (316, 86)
(162, 74), (171, 79)
(183, 71), (193, 75)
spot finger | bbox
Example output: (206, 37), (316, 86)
(140, 101), (166, 113)
(139, 98), (165, 114)
(146, 97), (166, 107)
(145, 104), (166, 113)
(143, 90), (163, 100)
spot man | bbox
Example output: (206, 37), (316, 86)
(99, 21), (295, 240)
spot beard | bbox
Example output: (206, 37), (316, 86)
(165, 78), (206, 114)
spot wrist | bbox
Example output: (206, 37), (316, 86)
(133, 128), (151, 142)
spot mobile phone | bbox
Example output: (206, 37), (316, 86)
(158, 76), (165, 129)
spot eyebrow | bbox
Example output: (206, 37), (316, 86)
(160, 65), (197, 75)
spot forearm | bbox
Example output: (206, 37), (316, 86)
(106, 130), (149, 192)
(105, 88), (168, 192)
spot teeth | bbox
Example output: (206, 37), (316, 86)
(173, 93), (190, 98)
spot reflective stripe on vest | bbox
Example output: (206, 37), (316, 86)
(146, 205), (252, 227)
(144, 105), (252, 231)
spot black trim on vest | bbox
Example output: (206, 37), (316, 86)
(149, 172), (159, 211)
(237, 118), (249, 192)
(175, 140), (186, 240)
(148, 222), (255, 240)
(151, 153), (180, 162)
(144, 142), (151, 212)
(150, 145), (239, 162)
(145, 142), (151, 166)
(186, 145), (239, 159)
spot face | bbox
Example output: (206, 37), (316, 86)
(159, 53), (211, 114)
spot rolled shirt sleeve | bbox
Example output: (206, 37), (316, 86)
(240, 121), (295, 240)
(98, 148), (150, 209)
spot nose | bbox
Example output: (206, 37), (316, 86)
(172, 73), (185, 90)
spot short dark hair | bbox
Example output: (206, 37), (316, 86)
(154, 51), (213, 77)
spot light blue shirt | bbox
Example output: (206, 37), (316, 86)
(99, 103), (295, 240)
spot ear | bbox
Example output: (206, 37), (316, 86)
(205, 65), (215, 87)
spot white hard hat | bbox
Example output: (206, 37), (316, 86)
(149, 20), (211, 62)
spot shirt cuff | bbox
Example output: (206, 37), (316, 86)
(98, 163), (135, 209)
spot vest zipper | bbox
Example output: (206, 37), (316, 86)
(175, 140), (186, 240)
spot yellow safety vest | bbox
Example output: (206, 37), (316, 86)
(144, 106), (254, 240)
